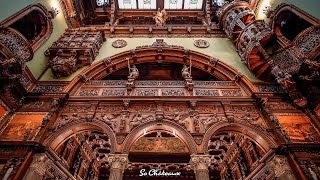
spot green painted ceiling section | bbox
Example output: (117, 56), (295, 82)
(287, 0), (320, 19)
(40, 38), (260, 82)
(1, 0), (318, 82)
(256, 0), (320, 21)
(0, 0), (37, 21)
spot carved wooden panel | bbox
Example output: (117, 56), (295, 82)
(130, 137), (189, 153)
(0, 113), (46, 141)
(275, 115), (320, 142)
(45, 29), (104, 77)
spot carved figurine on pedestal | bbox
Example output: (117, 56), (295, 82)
(182, 64), (194, 91)
(126, 60), (139, 91)
(154, 8), (168, 27)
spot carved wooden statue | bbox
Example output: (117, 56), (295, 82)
(154, 8), (168, 27)
(128, 65), (139, 80)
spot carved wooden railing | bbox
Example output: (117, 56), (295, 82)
(73, 80), (246, 97)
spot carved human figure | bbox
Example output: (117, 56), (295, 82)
(102, 114), (119, 132)
(174, 114), (195, 133)
(181, 64), (192, 79)
(202, 113), (219, 130)
(154, 8), (168, 26)
(299, 60), (320, 81)
(128, 65), (139, 80)
(129, 114), (154, 130)
(239, 112), (262, 127)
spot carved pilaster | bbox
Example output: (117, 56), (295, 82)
(267, 155), (297, 180)
(107, 154), (128, 180)
(189, 154), (211, 180)
(23, 153), (53, 180)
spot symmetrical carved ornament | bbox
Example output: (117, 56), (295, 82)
(193, 39), (210, 48)
(112, 39), (127, 48)
(45, 29), (104, 77)
(189, 154), (211, 180)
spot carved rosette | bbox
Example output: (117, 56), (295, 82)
(45, 29), (104, 77)
(193, 39), (210, 48)
(112, 39), (127, 48)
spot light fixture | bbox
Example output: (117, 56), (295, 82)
(262, 5), (271, 16)
(49, 2), (61, 19)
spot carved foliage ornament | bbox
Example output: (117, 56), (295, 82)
(193, 39), (210, 48)
(112, 39), (127, 48)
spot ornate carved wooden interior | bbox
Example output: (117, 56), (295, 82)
(0, 0), (320, 180)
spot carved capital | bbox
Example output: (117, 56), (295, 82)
(189, 154), (211, 172)
(107, 154), (129, 172)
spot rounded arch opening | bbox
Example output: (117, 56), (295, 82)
(203, 123), (276, 179)
(122, 121), (197, 154)
(274, 10), (312, 41)
(121, 121), (197, 180)
(2, 4), (53, 51)
(45, 122), (116, 152)
(65, 47), (258, 95)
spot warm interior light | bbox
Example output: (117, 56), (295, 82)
(257, 0), (272, 20)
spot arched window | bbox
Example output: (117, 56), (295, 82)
(1, 4), (53, 51)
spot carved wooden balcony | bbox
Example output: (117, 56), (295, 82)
(217, 1), (255, 42)
(0, 27), (33, 80)
(73, 80), (247, 98)
(45, 29), (105, 77)
(236, 20), (273, 80)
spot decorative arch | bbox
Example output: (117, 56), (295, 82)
(203, 122), (278, 154)
(122, 120), (198, 154)
(65, 45), (258, 95)
(1, 3), (53, 51)
(44, 121), (117, 153)
(271, 3), (319, 43)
